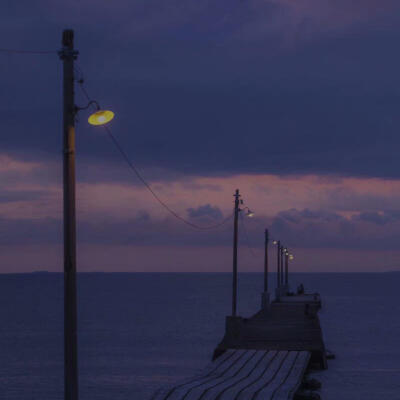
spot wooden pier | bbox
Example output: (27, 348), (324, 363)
(152, 287), (327, 400)
(214, 295), (326, 370)
(153, 349), (310, 400)
(151, 225), (327, 400)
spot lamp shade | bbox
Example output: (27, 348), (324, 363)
(246, 209), (255, 218)
(88, 110), (114, 126)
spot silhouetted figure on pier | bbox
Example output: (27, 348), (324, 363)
(297, 283), (305, 294)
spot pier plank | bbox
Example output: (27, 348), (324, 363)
(153, 350), (310, 400)
(152, 291), (325, 400)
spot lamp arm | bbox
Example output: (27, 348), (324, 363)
(74, 100), (101, 113)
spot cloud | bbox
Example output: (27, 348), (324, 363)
(2, 150), (400, 271)
(351, 211), (400, 225)
(3, 0), (400, 272)
(187, 204), (223, 220)
(3, 0), (400, 181)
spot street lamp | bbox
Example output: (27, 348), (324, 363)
(241, 206), (255, 218)
(88, 109), (114, 126)
(231, 189), (255, 317)
(272, 240), (281, 289)
(261, 229), (271, 310)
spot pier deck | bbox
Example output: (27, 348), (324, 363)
(152, 349), (310, 400)
(152, 292), (326, 400)
(214, 300), (326, 369)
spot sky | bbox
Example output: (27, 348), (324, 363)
(1, 0), (400, 272)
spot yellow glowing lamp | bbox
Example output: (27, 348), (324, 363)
(88, 110), (115, 126)
(244, 208), (254, 218)
(289, 255), (294, 260)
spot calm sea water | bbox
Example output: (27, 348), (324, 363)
(0, 273), (399, 399)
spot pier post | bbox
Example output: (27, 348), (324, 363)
(59, 29), (79, 400)
(232, 189), (240, 317)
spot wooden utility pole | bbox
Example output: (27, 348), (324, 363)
(232, 189), (240, 316)
(59, 29), (79, 400)
(264, 229), (269, 292)
(277, 241), (281, 288)
(281, 246), (285, 286)
(285, 251), (289, 286)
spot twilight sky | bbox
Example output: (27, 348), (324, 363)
(1, 0), (400, 272)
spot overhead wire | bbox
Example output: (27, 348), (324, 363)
(76, 77), (234, 231)
(0, 48), (57, 55)
(0, 49), (237, 231)
(103, 124), (234, 230)
(239, 211), (258, 258)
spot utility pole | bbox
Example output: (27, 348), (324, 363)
(59, 29), (79, 400)
(280, 246), (284, 287)
(232, 189), (240, 317)
(264, 229), (269, 292)
(285, 251), (289, 287)
(277, 240), (281, 288)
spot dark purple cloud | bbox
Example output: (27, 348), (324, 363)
(1, 0), (400, 179)
(3, 1), (400, 271)
(187, 204), (223, 220)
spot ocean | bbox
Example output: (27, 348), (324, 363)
(0, 272), (399, 399)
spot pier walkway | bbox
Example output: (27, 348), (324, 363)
(152, 349), (310, 400)
(152, 289), (326, 400)
(150, 227), (327, 400)
(214, 300), (326, 369)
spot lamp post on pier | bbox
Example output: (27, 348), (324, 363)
(261, 229), (270, 309)
(232, 189), (240, 317)
(231, 189), (255, 317)
(276, 241), (281, 288)
(59, 29), (79, 400)
(285, 250), (289, 287)
(59, 29), (114, 400)
(280, 245), (285, 287)
(264, 229), (269, 293)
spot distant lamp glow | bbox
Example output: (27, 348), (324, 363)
(246, 209), (255, 218)
(289, 255), (294, 260)
(88, 110), (114, 126)
(272, 240), (278, 245)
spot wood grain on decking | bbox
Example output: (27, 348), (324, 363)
(152, 349), (310, 400)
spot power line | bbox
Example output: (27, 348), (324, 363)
(240, 211), (258, 257)
(76, 79), (233, 231)
(104, 125), (233, 230)
(0, 48), (57, 55)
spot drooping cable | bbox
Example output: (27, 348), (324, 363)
(76, 79), (233, 230)
(103, 125), (234, 230)
(239, 211), (258, 257)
